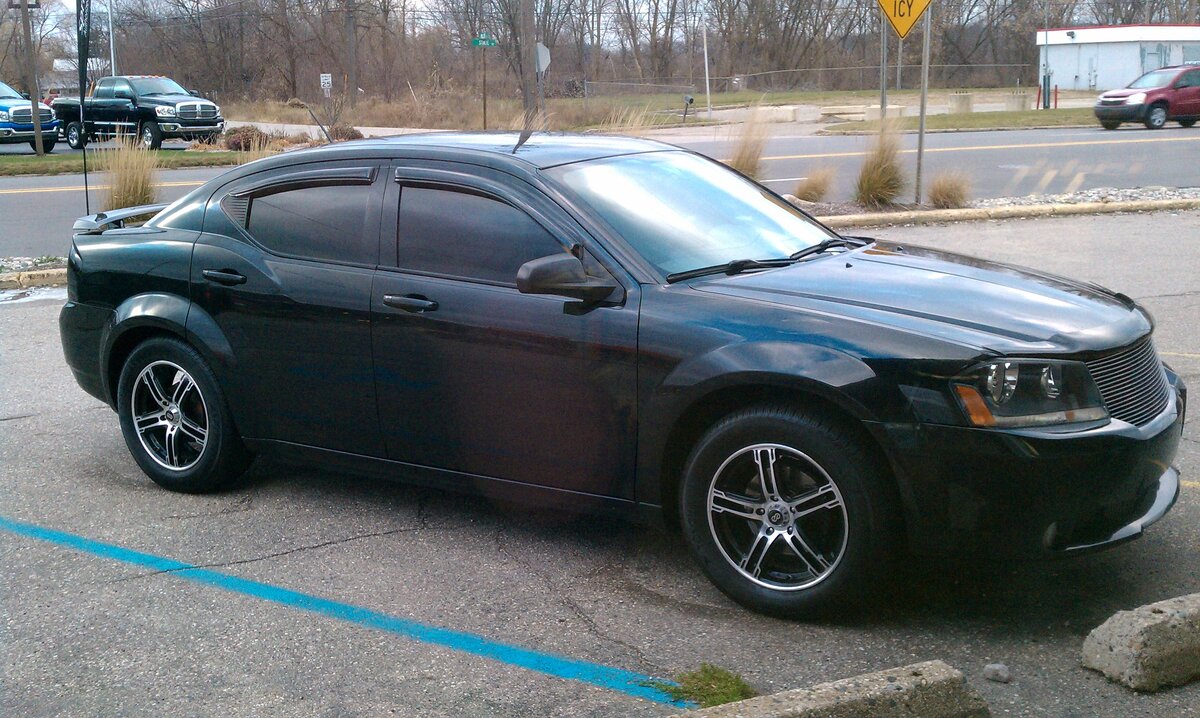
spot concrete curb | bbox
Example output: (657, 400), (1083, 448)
(667, 660), (990, 718)
(0, 267), (66, 290)
(819, 124), (1094, 136)
(1082, 592), (1200, 692)
(816, 198), (1200, 229)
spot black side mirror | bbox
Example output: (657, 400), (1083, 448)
(189, 89), (201, 96)
(517, 253), (617, 302)
(20, 92), (30, 100)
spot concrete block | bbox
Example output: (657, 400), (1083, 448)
(668, 660), (989, 718)
(1004, 92), (1030, 112)
(0, 272), (20, 290)
(1082, 592), (1200, 692)
(948, 92), (974, 114)
(865, 105), (906, 121)
(17, 269), (66, 287)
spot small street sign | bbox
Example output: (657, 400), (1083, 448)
(319, 73), (333, 89)
(878, 0), (931, 40)
(535, 42), (551, 73)
(471, 35), (497, 47)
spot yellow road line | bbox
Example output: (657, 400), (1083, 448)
(751, 134), (1200, 162)
(1183, 481), (1200, 489)
(1161, 351), (1200, 359)
(0, 180), (203, 196)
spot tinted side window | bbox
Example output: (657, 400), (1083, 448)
(1182, 71), (1200, 88)
(397, 186), (565, 285)
(94, 79), (113, 99)
(113, 81), (134, 99)
(244, 183), (376, 265)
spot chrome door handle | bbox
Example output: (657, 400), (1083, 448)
(382, 294), (438, 313)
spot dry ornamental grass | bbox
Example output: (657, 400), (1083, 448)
(793, 167), (836, 203)
(854, 124), (905, 208)
(928, 171), (972, 209)
(728, 108), (768, 179)
(97, 139), (159, 211)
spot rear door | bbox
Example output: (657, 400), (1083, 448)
(190, 160), (387, 456)
(1174, 70), (1200, 116)
(371, 163), (641, 498)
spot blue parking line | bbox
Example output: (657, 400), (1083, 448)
(0, 514), (685, 707)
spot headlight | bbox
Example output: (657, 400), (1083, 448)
(156, 105), (177, 117)
(1125, 92), (1147, 105)
(0, 110), (9, 121)
(213, 105), (221, 116)
(952, 360), (1108, 428)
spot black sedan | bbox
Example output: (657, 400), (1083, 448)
(60, 133), (1186, 617)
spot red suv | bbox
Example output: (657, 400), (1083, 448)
(1094, 64), (1200, 130)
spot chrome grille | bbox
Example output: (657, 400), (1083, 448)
(1099, 98), (1125, 106)
(1086, 337), (1170, 426)
(10, 107), (53, 124)
(176, 102), (217, 120)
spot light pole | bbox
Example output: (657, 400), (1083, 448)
(107, 0), (116, 75)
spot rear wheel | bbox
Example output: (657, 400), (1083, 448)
(65, 121), (86, 149)
(679, 405), (901, 617)
(1180, 119), (1197, 128)
(1100, 121), (1120, 130)
(117, 337), (249, 493)
(1144, 104), (1168, 130)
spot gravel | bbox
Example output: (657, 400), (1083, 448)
(0, 256), (65, 273)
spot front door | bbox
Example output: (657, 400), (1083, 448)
(189, 160), (387, 456)
(371, 165), (640, 499)
(1175, 70), (1200, 116)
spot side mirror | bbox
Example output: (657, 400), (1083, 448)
(189, 89), (201, 96)
(517, 253), (617, 302)
(20, 92), (30, 100)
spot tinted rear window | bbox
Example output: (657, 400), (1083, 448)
(245, 184), (376, 265)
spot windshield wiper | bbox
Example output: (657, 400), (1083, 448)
(789, 236), (870, 262)
(666, 257), (793, 283)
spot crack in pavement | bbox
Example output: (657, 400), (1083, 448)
(103, 522), (444, 585)
(162, 494), (254, 520)
(0, 413), (37, 422)
(1137, 289), (1200, 300)
(492, 525), (667, 675)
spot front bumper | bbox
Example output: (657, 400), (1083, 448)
(1094, 103), (1145, 122)
(0, 122), (61, 143)
(158, 120), (224, 138)
(873, 371), (1186, 558)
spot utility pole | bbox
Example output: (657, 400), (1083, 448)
(879, 7), (888, 120)
(702, 12), (712, 120)
(914, 8), (932, 204)
(19, 0), (45, 155)
(345, 0), (359, 107)
(106, 0), (115, 74)
(519, 0), (536, 128)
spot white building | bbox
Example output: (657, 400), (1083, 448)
(1036, 24), (1200, 91)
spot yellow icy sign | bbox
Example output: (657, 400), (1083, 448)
(878, 0), (931, 39)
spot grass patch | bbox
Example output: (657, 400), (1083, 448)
(825, 107), (1095, 134)
(794, 167), (836, 203)
(728, 107), (768, 179)
(95, 141), (159, 210)
(928, 171), (972, 209)
(855, 123), (906, 208)
(0, 150), (252, 177)
(648, 663), (757, 708)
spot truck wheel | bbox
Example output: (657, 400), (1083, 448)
(65, 122), (86, 149)
(679, 405), (902, 617)
(1144, 103), (1168, 130)
(30, 137), (57, 153)
(140, 122), (163, 150)
(1100, 121), (1120, 130)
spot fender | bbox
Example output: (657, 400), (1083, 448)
(100, 292), (192, 403)
(636, 341), (880, 508)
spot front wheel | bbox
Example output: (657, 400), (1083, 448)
(1180, 119), (1197, 128)
(1144, 104), (1168, 130)
(30, 137), (56, 153)
(679, 406), (901, 618)
(65, 121), (86, 149)
(117, 337), (249, 493)
(140, 122), (163, 149)
(1100, 121), (1120, 130)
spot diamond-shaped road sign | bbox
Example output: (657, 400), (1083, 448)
(878, 0), (931, 40)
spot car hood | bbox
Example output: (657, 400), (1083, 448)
(141, 94), (215, 107)
(691, 242), (1151, 356)
(1099, 88), (1155, 99)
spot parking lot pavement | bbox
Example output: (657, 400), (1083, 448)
(2, 210), (1198, 717)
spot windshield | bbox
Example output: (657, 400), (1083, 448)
(546, 151), (836, 277)
(0, 81), (22, 99)
(1128, 69), (1177, 89)
(130, 77), (189, 96)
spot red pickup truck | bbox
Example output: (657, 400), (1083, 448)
(1094, 64), (1200, 130)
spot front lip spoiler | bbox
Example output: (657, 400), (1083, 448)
(1056, 465), (1180, 554)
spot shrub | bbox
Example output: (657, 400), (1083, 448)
(728, 107), (768, 179)
(328, 123), (364, 141)
(285, 97), (307, 109)
(854, 124), (905, 208)
(793, 167), (835, 203)
(97, 139), (158, 211)
(223, 125), (269, 152)
(928, 171), (971, 209)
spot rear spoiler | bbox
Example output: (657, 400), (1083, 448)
(73, 203), (170, 235)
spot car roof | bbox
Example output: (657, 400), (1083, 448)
(275, 131), (678, 170)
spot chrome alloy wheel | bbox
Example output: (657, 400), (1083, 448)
(131, 360), (209, 471)
(1148, 106), (1167, 128)
(141, 125), (155, 148)
(706, 444), (848, 591)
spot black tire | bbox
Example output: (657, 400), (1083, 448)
(140, 121), (163, 150)
(117, 337), (249, 493)
(65, 121), (86, 149)
(29, 137), (56, 153)
(1100, 121), (1120, 130)
(679, 405), (901, 618)
(1180, 119), (1197, 128)
(1144, 103), (1168, 130)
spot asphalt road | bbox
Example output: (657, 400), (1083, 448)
(2, 125), (1200, 259)
(2, 211), (1198, 717)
